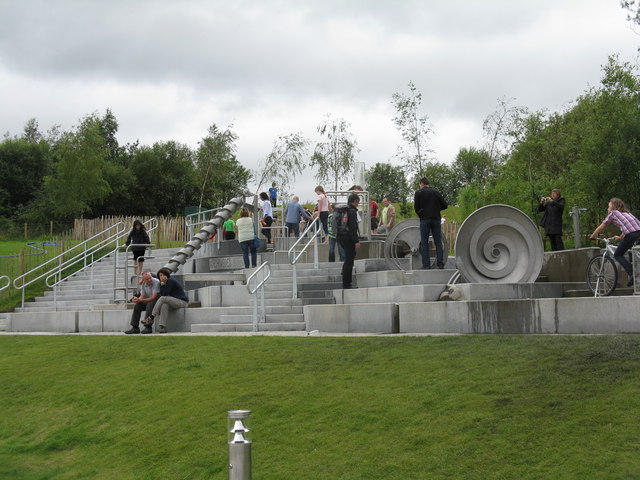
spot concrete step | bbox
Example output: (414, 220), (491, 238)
(0, 312), (7, 331)
(37, 292), (117, 302)
(301, 297), (336, 306)
(298, 290), (337, 299)
(191, 322), (306, 333)
(15, 305), (95, 313)
(298, 282), (343, 291)
(219, 313), (304, 324)
(563, 287), (635, 298)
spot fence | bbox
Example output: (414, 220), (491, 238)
(73, 216), (190, 247)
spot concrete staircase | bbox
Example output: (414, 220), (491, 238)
(191, 262), (344, 333)
(12, 248), (177, 313)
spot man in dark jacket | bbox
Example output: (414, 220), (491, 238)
(143, 268), (188, 333)
(414, 177), (448, 269)
(335, 193), (361, 289)
(538, 188), (565, 251)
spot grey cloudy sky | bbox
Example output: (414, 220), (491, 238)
(1, 0), (638, 200)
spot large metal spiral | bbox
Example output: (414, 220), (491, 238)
(383, 218), (449, 271)
(455, 204), (543, 283)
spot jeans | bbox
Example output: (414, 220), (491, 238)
(614, 230), (640, 277)
(419, 218), (444, 268)
(338, 237), (356, 287)
(328, 236), (346, 262)
(240, 240), (257, 268)
(319, 211), (329, 235)
(286, 222), (300, 238)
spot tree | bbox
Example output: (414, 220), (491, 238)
(452, 147), (494, 188)
(128, 141), (198, 215)
(482, 96), (530, 166)
(414, 162), (460, 205)
(365, 163), (411, 203)
(621, 0), (640, 27)
(391, 81), (434, 178)
(0, 136), (50, 217)
(44, 113), (111, 219)
(310, 115), (359, 191)
(254, 132), (309, 197)
(195, 124), (250, 210)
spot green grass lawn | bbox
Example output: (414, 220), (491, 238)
(1, 335), (638, 479)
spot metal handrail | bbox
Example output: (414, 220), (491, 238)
(116, 243), (157, 300)
(13, 221), (127, 308)
(288, 216), (322, 299)
(0, 275), (10, 292)
(246, 261), (272, 332)
(186, 207), (224, 238)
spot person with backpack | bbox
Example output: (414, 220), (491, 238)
(334, 193), (361, 289)
(327, 203), (346, 262)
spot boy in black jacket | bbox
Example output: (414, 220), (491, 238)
(335, 194), (361, 289)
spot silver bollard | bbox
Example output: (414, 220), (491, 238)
(228, 410), (251, 480)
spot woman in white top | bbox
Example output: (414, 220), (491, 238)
(236, 207), (257, 268)
(315, 185), (330, 238)
(259, 192), (273, 244)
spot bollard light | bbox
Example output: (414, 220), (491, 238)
(228, 410), (251, 480)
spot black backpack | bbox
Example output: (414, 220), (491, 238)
(333, 206), (350, 237)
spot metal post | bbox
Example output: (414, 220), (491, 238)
(228, 410), (251, 480)
(569, 206), (587, 249)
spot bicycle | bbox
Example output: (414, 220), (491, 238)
(585, 237), (640, 297)
(585, 237), (619, 297)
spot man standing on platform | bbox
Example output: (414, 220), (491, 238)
(414, 177), (448, 269)
(336, 193), (361, 289)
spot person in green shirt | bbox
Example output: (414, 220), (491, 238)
(223, 218), (237, 240)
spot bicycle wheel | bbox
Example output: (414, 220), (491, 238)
(586, 255), (618, 296)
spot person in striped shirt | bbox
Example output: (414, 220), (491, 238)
(590, 197), (640, 286)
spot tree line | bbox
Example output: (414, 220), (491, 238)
(2, 55), (638, 239)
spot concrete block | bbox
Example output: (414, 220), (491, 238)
(197, 286), (223, 307)
(8, 311), (78, 333)
(220, 285), (252, 307)
(540, 248), (601, 283)
(304, 303), (398, 333)
(103, 310), (132, 332)
(399, 302), (462, 334)
(556, 297), (640, 334)
(465, 299), (556, 334)
(78, 311), (104, 332)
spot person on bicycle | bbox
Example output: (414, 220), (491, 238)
(589, 197), (640, 287)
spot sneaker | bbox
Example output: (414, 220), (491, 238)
(627, 278), (634, 287)
(124, 326), (140, 335)
(141, 326), (153, 334)
(437, 263), (445, 270)
(142, 316), (154, 326)
(159, 325), (167, 334)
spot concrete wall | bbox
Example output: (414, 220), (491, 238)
(539, 247), (601, 283)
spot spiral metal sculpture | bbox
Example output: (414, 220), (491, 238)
(163, 195), (246, 273)
(383, 218), (449, 271)
(455, 204), (543, 283)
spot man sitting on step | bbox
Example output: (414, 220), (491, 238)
(124, 272), (160, 335)
(142, 268), (188, 334)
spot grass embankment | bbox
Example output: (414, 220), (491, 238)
(1, 335), (639, 479)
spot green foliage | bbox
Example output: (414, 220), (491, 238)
(310, 115), (359, 191)
(0, 138), (50, 217)
(255, 132), (309, 197)
(196, 124), (249, 209)
(365, 162), (411, 203)
(391, 81), (434, 178)
(1, 336), (639, 479)
(44, 113), (111, 219)
(129, 141), (198, 215)
(414, 161), (460, 205)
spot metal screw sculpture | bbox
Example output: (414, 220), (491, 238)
(163, 195), (246, 273)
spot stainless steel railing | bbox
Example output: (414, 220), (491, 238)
(288, 216), (322, 299)
(13, 221), (127, 309)
(246, 262), (272, 332)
